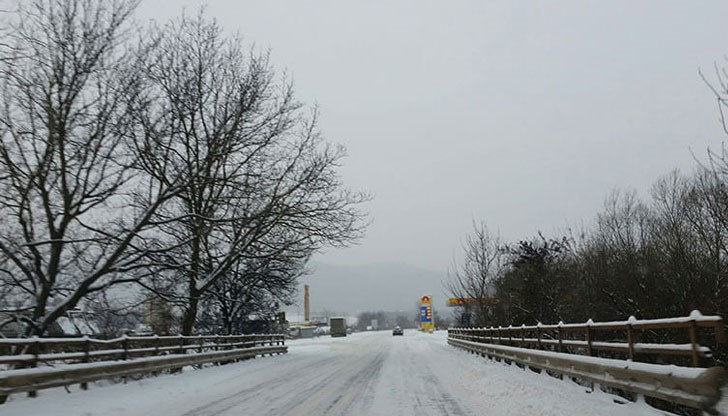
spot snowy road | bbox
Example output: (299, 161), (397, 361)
(4, 330), (671, 416)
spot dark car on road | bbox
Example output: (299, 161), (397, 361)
(392, 326), (403, 336)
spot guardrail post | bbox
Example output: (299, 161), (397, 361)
(557, 321), (564, 353)
(537, 323), (542, 350)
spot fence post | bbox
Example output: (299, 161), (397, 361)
(557, 321), (564, 353)
(586, 319), (594, 357)
(81, 336), (90, 390)
(28, 337), (39, 397)
(521, 324), (525, 348)
(122, 336), (129, 361)
(689, 319), (700, 367)
(537, 323), (542, 350)
(626, 318), (635, 361)
(122, 336), (130, 383)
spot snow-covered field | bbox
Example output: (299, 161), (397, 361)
(2, 330), (683, 415)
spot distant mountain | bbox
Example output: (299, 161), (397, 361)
(285, 262), (450, 316)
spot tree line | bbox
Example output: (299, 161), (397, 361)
(0, 0), (368, 337)
(449, 76), (728, 331)
(449, 169), (728, 329)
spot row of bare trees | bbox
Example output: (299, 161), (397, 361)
(450, 172), (728, 329)
(449, 76), (728, 330)
(0, 1), (367, 337)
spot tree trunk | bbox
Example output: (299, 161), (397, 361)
(181, 297), (199, 336)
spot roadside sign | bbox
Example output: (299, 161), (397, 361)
(419, 295), (435, 331)
(446, 297), (504, 306)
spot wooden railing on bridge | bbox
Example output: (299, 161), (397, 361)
(0, 333), (287, 402)
(448, 312), (726, 411)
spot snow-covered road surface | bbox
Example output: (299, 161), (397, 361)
(3, 330), (670, 416)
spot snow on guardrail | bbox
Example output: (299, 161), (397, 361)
(447, 312), (726, 411)
(0, 333), (287, 403)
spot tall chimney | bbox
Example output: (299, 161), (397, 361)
(304, 284), (310, 322)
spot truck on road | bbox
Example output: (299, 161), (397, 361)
(330, 317), (347, 337)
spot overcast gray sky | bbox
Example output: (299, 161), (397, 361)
(139, 1), (728, 273)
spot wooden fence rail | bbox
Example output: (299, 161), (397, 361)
(0, 333), (287, 403)
(448, 312), (726, 411)
(448, 312), (726, 367)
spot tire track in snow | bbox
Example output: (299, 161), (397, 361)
(179, 356), (342, 416)
(367, 333), (473, 416)
(180, 335), (387, 416)
(271, 349), (386, 415)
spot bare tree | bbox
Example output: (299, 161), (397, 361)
(86, 291), (144, 338)
(130, 13), (368, 335)
(681, 169), (728, 314)
(649, 171), (699, 314)
(446, 222), (506, 327)
(198, 246), (307, 335)
(0, 0), (180, 336)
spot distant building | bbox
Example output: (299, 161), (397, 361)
(50, 309), (101, 337)
(0, 312), (26, 337)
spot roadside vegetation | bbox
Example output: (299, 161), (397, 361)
(0, 0), (368, 338)
(448, 69), (728, 330)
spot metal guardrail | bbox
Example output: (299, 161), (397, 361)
(0, 334), (287, 402)
(448, 313), (726, 411)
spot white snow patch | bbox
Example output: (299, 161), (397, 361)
(1, 330), (670, 416)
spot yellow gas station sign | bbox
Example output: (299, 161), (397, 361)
(419, 295), (434, 331)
